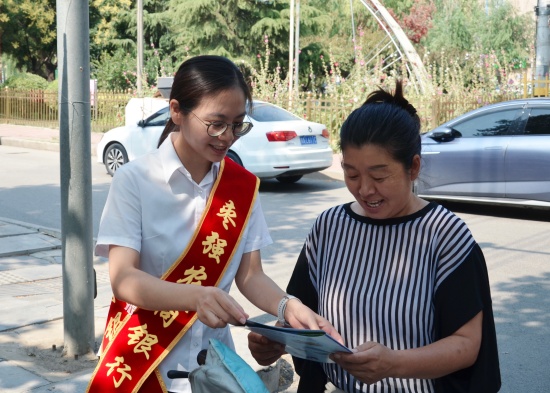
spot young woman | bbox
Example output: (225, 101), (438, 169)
(248, 81), (501, 392)
(87, 55), (339, 393)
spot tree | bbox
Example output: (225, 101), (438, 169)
(167, 0), (273, 61)
(89, 0), (134, 56)
(477, 0), (533, 68)
(388, 0), (436, 44)
(0, 0), (57, 80)
(425, 0), (475, 58)
(90, 0), (176, 90)
(424, 0), (532, 66)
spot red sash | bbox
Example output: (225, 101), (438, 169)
(87, 158), (259, 393)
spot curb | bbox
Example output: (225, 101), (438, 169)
(0, 136), (97, 156)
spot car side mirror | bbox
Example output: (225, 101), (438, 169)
(137, 120), (145, 127)
(429, 127), (461, 142)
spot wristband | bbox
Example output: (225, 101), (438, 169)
(277, 295), (300, 326)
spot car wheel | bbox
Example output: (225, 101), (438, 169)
(104, 143), (128, 176)
(226, 151), (243, 166)
(276, 175), (303, 184)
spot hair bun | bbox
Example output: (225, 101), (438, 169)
(364, 80), (418, 119)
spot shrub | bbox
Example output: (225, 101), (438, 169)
(3, 73), (49, 89)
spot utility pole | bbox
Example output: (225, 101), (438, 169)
(137, 0), (144, 96)
(56, 0), (95, 356)
(294, 0), (300, 95)
(289, 0), (295, 101)
(535, 0), (550, 95)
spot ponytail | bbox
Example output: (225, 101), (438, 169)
(157, 118), (178, 148)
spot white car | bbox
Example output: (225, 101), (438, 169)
(97, 100), (334, 183)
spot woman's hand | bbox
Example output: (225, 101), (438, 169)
(284, 299), (344, 344)
(331, 342), (397, 384)
(330, 311), (483, 382)
(247, 331), (286, 366)
(195, 286), (249, 328)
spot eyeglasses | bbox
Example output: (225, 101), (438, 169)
(188, 111), (253, 138)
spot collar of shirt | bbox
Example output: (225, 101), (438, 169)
(159, 132), (220, 186)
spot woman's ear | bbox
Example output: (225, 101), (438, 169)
(169, 99), (182, 125)
(410, 154), (421, 181)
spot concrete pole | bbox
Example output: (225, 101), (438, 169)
(535, 0), (550, 95)
(56, 0), (95, 356)
(288, 0), (295, 100)
(294, 0), (300, 94)
(137, 0), (144, 96)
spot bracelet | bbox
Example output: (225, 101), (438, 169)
(277, 295), (300, 326)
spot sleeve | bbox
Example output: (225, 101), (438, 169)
(94, 166), (143, 257)
(241, 195), (272, 254)
(433, 244), (501, 393)
(286, 245), (327, 393)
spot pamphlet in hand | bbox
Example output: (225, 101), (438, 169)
(244, 320), (352, 363)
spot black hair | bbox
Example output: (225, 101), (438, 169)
(157, 55), (253, 147)
(339, 80), (421, 170)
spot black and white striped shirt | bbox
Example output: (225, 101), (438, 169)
(303, 202), (476, 392)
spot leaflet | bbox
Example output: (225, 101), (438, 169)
(244, 320), (352, 363)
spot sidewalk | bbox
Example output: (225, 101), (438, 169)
(0, 218), (107, 392)
(0, 124), (103, 156)
(0, 217), (293, 392)
(0, 123), (344, 392)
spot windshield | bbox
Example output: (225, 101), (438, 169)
(251, 102), (301, 122)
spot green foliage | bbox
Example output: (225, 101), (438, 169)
(89, 0), (133, 56)
(476, 1), (533, 68)
(167, 0), (271, 62)
(90, 45), (177, 93)
(2, 0), (535, 126)
(424, 0), (533, 68)
(2, 73), (49, 89)
(91, 49), (138, 91)
(424, 0), (476, 57)
(46, 79), (59, 92)
(0, 0), (57, 80)
(383, 0), (415, 16)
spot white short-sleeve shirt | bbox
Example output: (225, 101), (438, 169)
(95, 134), (272, 392)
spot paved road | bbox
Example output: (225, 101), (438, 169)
(1, 144), (550, 392)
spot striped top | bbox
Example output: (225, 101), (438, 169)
(303, 202), (476, 392)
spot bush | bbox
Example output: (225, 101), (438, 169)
(46, 79), (59, 92)
(3, 73), (49, 89)
(91, 49), (137, 91)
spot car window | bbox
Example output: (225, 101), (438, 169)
(145, 107), (170, 127)
(524, 108), (550, 135)
(251, 103), (301, 122)
(451, 108), (520, 137)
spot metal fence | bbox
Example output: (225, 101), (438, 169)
(0, 78), (546, 137)
(0, 88), (131, 132)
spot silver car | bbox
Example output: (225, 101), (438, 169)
(418, 98), (550, 209)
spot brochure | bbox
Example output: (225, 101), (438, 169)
(244, 320), (352, 363)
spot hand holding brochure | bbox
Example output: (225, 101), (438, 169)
(244, 320), (351, 363)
